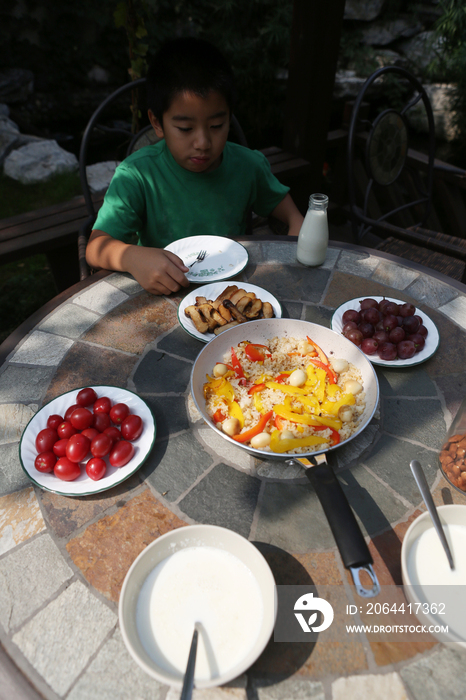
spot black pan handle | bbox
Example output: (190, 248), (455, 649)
(304, 461), (372, 570)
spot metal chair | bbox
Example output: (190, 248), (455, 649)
(78, 78), (249, 280)
(347, 65), (466, 283)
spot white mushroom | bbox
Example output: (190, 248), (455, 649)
(213, 363), (229, 377)
(250, 432), (271, 449)
(344, 380), (363, 395)
(331, 358), (349, 374)
(288, 369), (307, 387)
(338, 405), (354, 422)
(280, 430), (295, 440)
(222, 417), (240, 436)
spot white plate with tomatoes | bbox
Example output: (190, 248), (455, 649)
(331, 296), (440, 367)
(19, 386), (156, 496)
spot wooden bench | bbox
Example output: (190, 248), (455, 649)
(0, 194), (103, 292)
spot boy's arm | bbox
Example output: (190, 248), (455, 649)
(86, 230), (190, 296)
(269, 193), (304, 237)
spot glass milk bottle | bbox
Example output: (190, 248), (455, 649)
(297, 193), (329, 266)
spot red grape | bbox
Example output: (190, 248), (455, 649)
(397, 340), (416, 359)
(383, 314), (398, 332)
(361, 308), (380, 325)
(417, 325), (428, 338)
(343, 321), (358, 335)
(402, 315), (420, 334)
(389, 327), (405, 344)
(360, 298), (379, 310)
(342, 309), (361, 324)
(373, 330), (389, 344)
(399, 302), (415, 317)
(406, 333), (425, 352)
(358, 322), (375, 339)
(378, 342), (397, 360)
(346, 329), (363, 346)
(361, 338), (379, 355)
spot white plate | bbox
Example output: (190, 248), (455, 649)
(331, 296), (440, 367)
(178, 282), (282, 343)
(19, 386), (156, 496)
(165, 235), (248, 283)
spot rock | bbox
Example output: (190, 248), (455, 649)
(0, 69), (34, 103)
(0, 115), (44, 166)
(344, 0), (386, 22)
(3, 140), (78, 184)
(361, 18), (423, 46)
(86, 161), (119, 193)
(374, 49), (409, 70)
(0, 104), (9, 117)
(333, 70), (369, 100)
(397, 31), (443, 74)
(408, 83), (458, 141)
(87, 65), (111, 84)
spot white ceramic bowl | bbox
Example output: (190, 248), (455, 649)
(119, 524), (276, 688)
(401, 504), (466, 646)
(191, 318), (379, 460)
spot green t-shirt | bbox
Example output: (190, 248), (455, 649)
(94, 140), (289, 247)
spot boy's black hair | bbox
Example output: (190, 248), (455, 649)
(146, 37), (236, 123)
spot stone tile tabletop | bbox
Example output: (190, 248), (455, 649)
(1, 240), (466, 699)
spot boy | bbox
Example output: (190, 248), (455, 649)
(86, 37), (303, 295)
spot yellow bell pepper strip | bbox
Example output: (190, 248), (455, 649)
(230, 347), (246, 378)
(308, 359), (337, 384)
(248, 383), (266, 395)
(232, 410), (273, 443)
(203, 376), (224, 399)
(253, 391), (264, 413)
(270, 429), (329, 453)
(320, 393), (355, 416)
(311, 414), (342, 430)
(311, 367), (327, 402)
(265, 382), (308, 396)
(244, 343), (272, 361)
(326, 383), (340, 398)
(216, 379), (235, 402)
(228, 400), (245, 428)
(273, 404), (322, 426)
(306, 336), (329, 365)
(293, 395), (320, 414)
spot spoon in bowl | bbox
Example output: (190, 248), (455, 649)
(180, 622), (200, 700)
(410, 460), (454, 570)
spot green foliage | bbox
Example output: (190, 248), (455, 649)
(0, 255), (57, 344)
(338, 24), (378, 77)
(0, 172), (82, 220)
(429, 0), (466, 163)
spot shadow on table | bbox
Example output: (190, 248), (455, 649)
(247, 543), (316, 683)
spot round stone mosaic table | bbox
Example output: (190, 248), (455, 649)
(1, 236), (466, 700)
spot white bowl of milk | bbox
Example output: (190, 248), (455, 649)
(401, 504), (466, 647)
(119, 524), (276, 688)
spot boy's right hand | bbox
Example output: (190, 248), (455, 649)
(124, 246), (190, 295)
(86, 231), (190, 296)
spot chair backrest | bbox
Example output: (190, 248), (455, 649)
(79, 77), (249, 222)
(347, 65), (436, 243)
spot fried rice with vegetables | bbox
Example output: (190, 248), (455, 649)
(203, 336), (366, 454)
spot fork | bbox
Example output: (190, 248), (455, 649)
(187, 250), (207, 268)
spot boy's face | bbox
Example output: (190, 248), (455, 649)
(148, 90), (230, 173)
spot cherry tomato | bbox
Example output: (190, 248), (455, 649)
(66, 433), (91, 463)
(35, 428), (58, 453)
(86, 457), (107, 481)
(47, 414), (63, 430)
(35, 451), (57, 473)
(109, 440), (134, 467)
(92, 412), (111, 432)
(121, 415), (143, 441)
(103, 426), (120, 445)
(81, 427), (99, 442)
(109, 403), (130, 425)
(57, 421), (77, 440)
(54, 457), (81, 481)
(76, 387), (98, 406)
(70, 407), (93, 431)
(64, 404), (79, 422)
(93, 396), (111, 414)
(53, 438), (69, 457)
(90, 432), (112, 458)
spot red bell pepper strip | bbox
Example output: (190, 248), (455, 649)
(306, 336), (329, 365)
(274, 415), (285, 430)
(233, 410), (273, 443)
(248, 383), (266, 395)
(230, 347), (245, 378)
(244, 343), (272, 362)
(274, 373), (290, 384)
(213, 409), (227, 423)
(329, 428), (340, 445)
(308, 359), (337, 384)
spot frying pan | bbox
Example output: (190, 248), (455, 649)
(190, 319), (380, 597)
